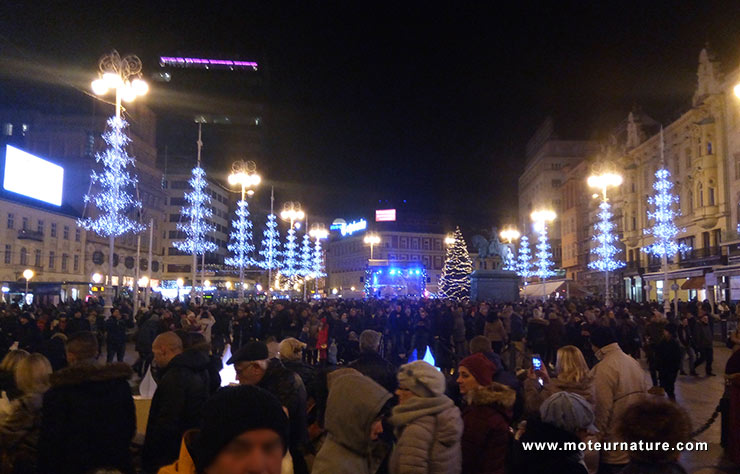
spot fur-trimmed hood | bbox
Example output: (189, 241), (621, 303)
(50, 362), (133, 388)
(468, 381), (516, 410)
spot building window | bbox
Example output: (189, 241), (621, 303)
(51, 223), (57, 237)
(631, 215), (637, 231)
(34, 249), (41, 267)
(709, 187), (715, 206)
(7, 213), (14, 229)
(707, 142), (713, 155)
(61, 254), (68, 271)
(75, 228), (81, 242)
(48, 251), (55, 269)
(551, 179), (562, 188)
(37, 220), (44, 234)
(22, 217), (28, 230)
(63, 226), (69, 240)
(74, 255), (80, 272)
(4, 245), (10, 264)
(20, 247), (27, 266)
(698, 182), (704, 207)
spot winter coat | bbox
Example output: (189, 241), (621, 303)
(461, 382), (516, 474)
(313, 373), (392, 474)
(546, 317), (565, 348)
(15, 322), (42, 353)
(348, 350), (399, 393)
(522, 376), (595, 416)
(38, 362), (136, 474)
(283, 359), (317, 401)
(589, 343), (648, 465)
(526, 318), (549, 351)
(0, 392), (44, 474)
(693, 321), (713, 348)
(655, 337), (682, 373)
(388, 395), (463, 474)
(40, 333), (67, 371)
(453, 314), (466, 343)
(143, 349), (211, 472)
(484, 319), (506, 343)
(64, 317), (90, 336)
(258, 359), (309, 455)
(105, 317), (132, 346)
(510, 418), (589, 474)
(135, 314), (160, 353)
(509, 313), (524, 341)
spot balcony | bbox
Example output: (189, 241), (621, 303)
(678, 247), (724, 268)
(17, 229), (43, 242)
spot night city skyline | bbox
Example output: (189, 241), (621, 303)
(2, 1), (740, 230)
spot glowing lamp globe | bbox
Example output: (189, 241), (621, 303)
(23, 269), (34, 280)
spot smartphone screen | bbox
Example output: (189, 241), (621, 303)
(532, 355), (542, 371)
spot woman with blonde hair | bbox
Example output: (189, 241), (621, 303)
(523, 345), (594, 415)
(0, 353), (53, 473)
(0, 350), (30, 402)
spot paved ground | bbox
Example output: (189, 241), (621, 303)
(672, 343), (737, 473)
(112, 341), (737, 472)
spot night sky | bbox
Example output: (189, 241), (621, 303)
(2, 1), (740, 231)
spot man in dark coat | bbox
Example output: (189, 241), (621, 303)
(693, 313), (715, 376)
(15, 313), (42, 353)
(142, 331), (211, 473)
(348, 329), (398, 393)
(65, 311), (91, 336)
(105, 309), (133, 363)
(38, 331), (136, 474)
(134, 311), (159, 377)
(655, 323), (682, 400)
(229, 340), (309, 474)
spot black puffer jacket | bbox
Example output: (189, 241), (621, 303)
(38, 362), (136, 474)
(348, 350), (398, 393)
(258, 358), (308, 450)
(143, 349), (211, 472)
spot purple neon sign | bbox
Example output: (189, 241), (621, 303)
(159, 56), (259, 69)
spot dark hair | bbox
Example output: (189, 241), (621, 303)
(617, 398), (691, 463)
(469, 335), (492, 354)
(589, 326), (617, 348)
(664, 323), (678, 337)
(66, 331), (99, 360)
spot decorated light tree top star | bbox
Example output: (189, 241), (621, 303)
(589, 200), (625, 272)
(78, 116), (145, 237)
(173, 166), (217, 255)
(439, 226), (473, 300)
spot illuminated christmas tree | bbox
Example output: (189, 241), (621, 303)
(312, 237), (326, 278)
(298, 233), (313, 278)
(516, 235), (533, 278)
(533, 223), (556, 280)
(439, 226), (473, 300)
(282, 226), (299, 278)
(174, 166), (217, 297)
(226, 200), (255, 298)
(78, 116), (144, 237)
(589, 200), (625, 272)
(257, 213), (281, 271)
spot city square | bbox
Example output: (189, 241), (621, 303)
(1, 2), (740, 474)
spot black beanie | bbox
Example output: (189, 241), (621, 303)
(192, 385), (289, 471)
(590, 325), (617, 349)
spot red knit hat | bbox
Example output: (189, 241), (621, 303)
(459, 353), (496, 386)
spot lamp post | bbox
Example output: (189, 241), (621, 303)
(22, 269), (33, 304)
(364, 234), (381, 260)
(444, 234), (456, 246)
(280, 202), (305, 289)
(90, 51), (148, 316)
(500, 228), (520, 244)
(587, 172), (623, 307)
(228, 160), (261, 303)
(531, 210), (556, 300)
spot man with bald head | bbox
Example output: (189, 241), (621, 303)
(143, 331), (211, 472)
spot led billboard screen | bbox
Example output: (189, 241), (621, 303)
(2, 145), (64, 206)
(375, 209), (396, 221)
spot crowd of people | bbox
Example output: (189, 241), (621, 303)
(0, 295), (738, 474)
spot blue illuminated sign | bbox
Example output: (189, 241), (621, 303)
(330, 218), (367, 236)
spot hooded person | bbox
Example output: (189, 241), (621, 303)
(511, 391), (596, 474)
(159, 385), (290, 474)
(457, 352), (516, 474)
(312, 372), (393, 474)
(389, 361), (463, 474)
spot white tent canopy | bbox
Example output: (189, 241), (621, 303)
(522, 279), (591, 299)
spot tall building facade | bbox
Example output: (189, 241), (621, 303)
(518, 119), (599, 268)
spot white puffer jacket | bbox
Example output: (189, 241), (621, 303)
(388, 395), (463, 474)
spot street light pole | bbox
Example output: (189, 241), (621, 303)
(587, 171), (623, 307)
(228, 160), (261, 303)
(23, 269), (33, 304)
(90, 50), (148, 317)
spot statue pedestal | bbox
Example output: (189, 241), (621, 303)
(470, 270), (519, 302)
